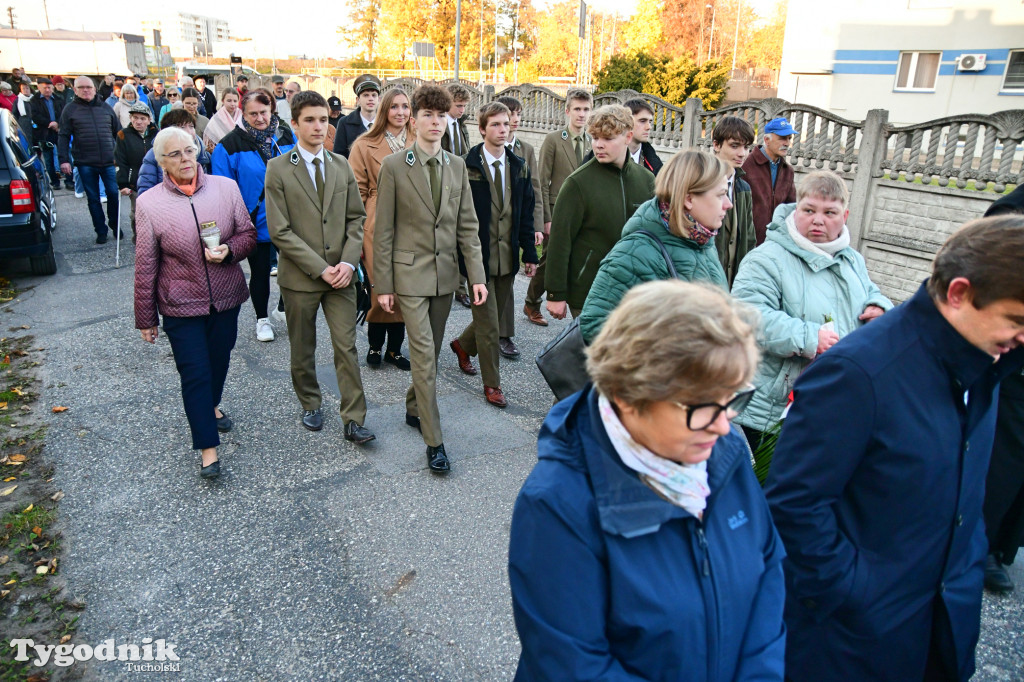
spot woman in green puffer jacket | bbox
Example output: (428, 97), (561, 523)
(731, 170), (893, 447)
(579, 150), (732, 344)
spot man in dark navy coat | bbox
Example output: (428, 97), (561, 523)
(331, 74), (379, 158)
(766, 215), (1024, 682)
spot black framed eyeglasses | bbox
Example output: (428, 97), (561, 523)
(672, 387), (756, 431)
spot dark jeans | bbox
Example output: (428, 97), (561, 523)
(367, 322), (405, 354)
(77, 164), (118, 236)
(36, 137), (60, 182)
(162, 306), (240, 450)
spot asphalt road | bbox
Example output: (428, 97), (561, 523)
(2, 188), (1022, 680)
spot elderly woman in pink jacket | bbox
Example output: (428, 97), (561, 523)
(134, 127), (256, 480)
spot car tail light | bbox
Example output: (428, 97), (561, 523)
(10, 180), (35, 214)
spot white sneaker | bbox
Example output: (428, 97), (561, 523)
(100, 195), (107, 203)
(256, 318), (275, 342)
(271, 308), (286, 323)
(75, 192), (84, 198)
(270, 266), (278, 276)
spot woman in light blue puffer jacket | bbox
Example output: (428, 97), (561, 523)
(732, 171), (893, 446)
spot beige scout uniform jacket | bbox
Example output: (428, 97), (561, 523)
(265, 147), (365, 292)
(538, 128), (591, 224)
(373, 147), (486, 297)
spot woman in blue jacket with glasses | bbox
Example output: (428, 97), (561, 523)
(509, 279), (786, 681)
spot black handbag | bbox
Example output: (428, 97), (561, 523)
(535, 230), (678, 401)
(355, 260), (372, 325)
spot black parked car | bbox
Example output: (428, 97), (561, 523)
(0, 110), (56, 275)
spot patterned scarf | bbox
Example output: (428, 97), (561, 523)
(242, 115), (280, 160)
(384, 129), (407, 154)
(660, 200), (718, 247)
(598, 393), (711, 519)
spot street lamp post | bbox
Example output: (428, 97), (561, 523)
(706, 3), (717, 62)
(455, 0), (462, 80)
(732, 0), (741, 71)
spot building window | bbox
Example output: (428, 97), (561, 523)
(895, 51), (940, 91)
(1003, 50), (1024, 91)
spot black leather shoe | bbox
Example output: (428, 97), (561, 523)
(499, 337), (520, 359)
(405, 413), (421, 431)
(427, 443), (450, 473)
(366, 349), (382, 368)
(985, 554), (1014, 593)
(200, 459), (220, 479)
(384, 351), (411, 370)
(344, 421), (376, 444)
(302, 408), (323, 431)
(454, 292), (472, 308)
(95, 234), (108, 244)
(216, 412), (233, 433)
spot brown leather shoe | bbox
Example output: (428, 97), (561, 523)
(524, 305), (548, 327)
(454, 292), (472, 308)
(449, 338), (477, 375)
(484, 386), (508, 408)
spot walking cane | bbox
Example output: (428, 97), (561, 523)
(115, 189), (122, 268)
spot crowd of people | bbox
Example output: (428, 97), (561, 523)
(14, 65), (1024, 680)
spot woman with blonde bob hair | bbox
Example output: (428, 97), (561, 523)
(510, 279), (785, 680)
(578, 149), (733, 343)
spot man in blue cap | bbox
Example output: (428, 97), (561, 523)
(741, 116), (797, 244)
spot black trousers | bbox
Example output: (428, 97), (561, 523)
(367, 322), (405, 354)
(248, 242), (275, 319)
(162, 306), (240, 450)
(984, 373), (1024, 565)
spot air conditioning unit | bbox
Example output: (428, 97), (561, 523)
(957, 54), (987, 72)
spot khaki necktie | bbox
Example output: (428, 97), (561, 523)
(427, 158), (441, 214)
(492, 159), (504, 212)
(452, 123), (461, 155)
(574, 136), (583, 165)
(313, 157), (325, 205)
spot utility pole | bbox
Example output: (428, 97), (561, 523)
(731, 0), (741, 71)
(43, 0), (50, 30)
(454, 0), (462, 80)
(494, 0), (499, 83)
(6, 7), (15, 30)
(479, 0), (484, 83)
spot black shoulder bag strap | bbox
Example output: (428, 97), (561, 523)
(634, 229), (679, 279)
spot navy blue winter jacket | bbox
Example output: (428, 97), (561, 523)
(211, 123), (295, 242)
(509, 386), (786, 681)
(766, 282), (1024, 681)
(136, 135), (212, 196)
(57, 95), (120, 167)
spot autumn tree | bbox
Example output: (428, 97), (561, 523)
(523, 0), (579, 78)
(340, 0), (384, 62)
(595, 51), (730, 108)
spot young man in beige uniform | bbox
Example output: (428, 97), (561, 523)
(374, 85), (488, 474)
(265, 91), (375, 444)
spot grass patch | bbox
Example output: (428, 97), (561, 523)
(0, 278), (81, 681)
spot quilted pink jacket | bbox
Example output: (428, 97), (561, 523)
(134, 167), (257, 329)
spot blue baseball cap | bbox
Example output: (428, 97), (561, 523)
(764, 117), (797, 136)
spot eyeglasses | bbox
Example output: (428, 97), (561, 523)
(671, 387), (756, 431)
(167, 92), (179, 98)
(163, 147), (198, 160)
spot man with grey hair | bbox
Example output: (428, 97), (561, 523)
(741, 116), (797, 244)
(58, 76), (121, 244)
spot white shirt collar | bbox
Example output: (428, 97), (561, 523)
(726, 171), (735, 200)
(360, 114), (373, 129)
(297, 144), (324, 165)
(447, 113), (460, 125)
(630, 146), (642, 164)
(482, 145), (505, 167)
